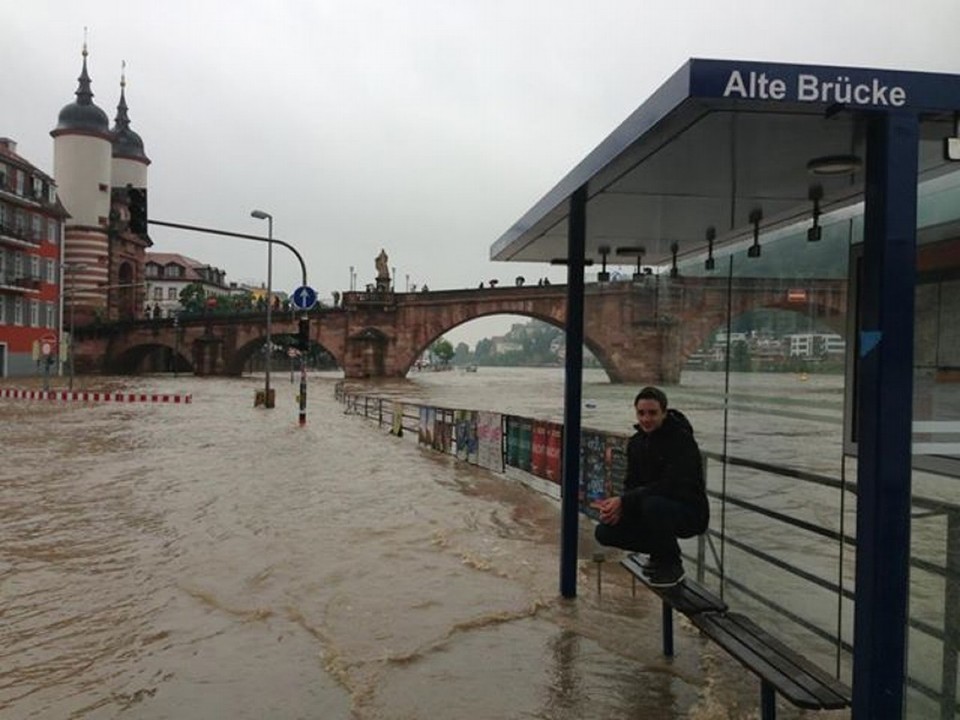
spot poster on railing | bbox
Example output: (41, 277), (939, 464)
(418, 407), (435, 446)
(454, 410), (479, 463)
(606, 434), (628, 497)
(476, 411), (503, 471)
(517, 418), (533, 471)
(505, 415), (520, 467)
(531, 422), (547, 478)
(545, 423), (562, 483)
(434, 408), (454, 453)
(580, 430), (607, 517)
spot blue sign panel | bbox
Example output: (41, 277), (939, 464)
(688, 59), (960, 112)
(291, 285), (317, 310)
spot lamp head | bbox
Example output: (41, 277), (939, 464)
(250, 210), (271, 220)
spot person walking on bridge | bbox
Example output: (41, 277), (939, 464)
(593, 386), (708, 587)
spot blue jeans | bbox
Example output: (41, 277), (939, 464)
(594, 494), (705, 564)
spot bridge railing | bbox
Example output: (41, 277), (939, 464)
(334, 381), (960, 718)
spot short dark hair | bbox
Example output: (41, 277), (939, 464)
(634, 386), (668, 410)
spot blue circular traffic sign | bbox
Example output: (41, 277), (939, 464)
(291, 285), (318, 310)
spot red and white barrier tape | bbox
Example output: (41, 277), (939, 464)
(0, 388), (192, 404)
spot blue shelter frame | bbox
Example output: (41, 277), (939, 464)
(490, 59), (960, 719)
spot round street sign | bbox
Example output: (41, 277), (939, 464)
(41, 342), (52, 356)
(291, 285), (318, 311)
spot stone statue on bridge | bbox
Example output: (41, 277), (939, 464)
(375, 249), (390, 291)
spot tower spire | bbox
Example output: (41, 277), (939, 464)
(76, 28), (94, 106)
(115, 60), (130, 130)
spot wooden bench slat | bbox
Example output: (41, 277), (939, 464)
(620, 555), (727, 615)
(722, 613), (852, 705)
(692, 613), (850, 710)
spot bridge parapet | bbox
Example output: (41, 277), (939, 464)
(73, 277), (847, 382)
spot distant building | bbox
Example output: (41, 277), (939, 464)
(144, 252), (229, 318)
(0, 138), (68, 376)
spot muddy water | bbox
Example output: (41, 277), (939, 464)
(0, 372), (844, 719)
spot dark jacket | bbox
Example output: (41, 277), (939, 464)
(621, 410), (708, 532)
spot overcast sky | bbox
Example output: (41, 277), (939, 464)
(5, 1), (960, 345)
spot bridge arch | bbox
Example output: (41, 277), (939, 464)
(110, 342), (193, 375)
(223, 334), (343, 377)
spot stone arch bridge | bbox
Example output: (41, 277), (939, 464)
(74, 277), (847, 384)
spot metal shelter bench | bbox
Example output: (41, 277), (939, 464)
(620, 554), (851, 720)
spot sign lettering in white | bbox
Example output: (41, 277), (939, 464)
(722, 70), (907, 107)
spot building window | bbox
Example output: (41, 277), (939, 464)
(0, 163), (6, 190)
(168, 287), (177, 300)
(153, 287), (162, 301)
(47, 219), (58, 244)
(14, 252), (23, 277)
(46, 258), (56, 283)
(48, 185), (56, 204)
(14, 209), (25, 235)
(145, 264), (158, 277)
(31, 178), (43, 200)
(45, 301), (55, 328)
(14, 297), (23, 325)
(0, 202), (7, 229)
(30, 255), (39, 279)
(31, 214), (41, 240)
(165, 264), (182, 278)
(29, 299), (39, 327)
(15, 169), (24, 196)
(0, 295), (5, 323)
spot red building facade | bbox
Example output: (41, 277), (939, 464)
(0, 138), (67, 376)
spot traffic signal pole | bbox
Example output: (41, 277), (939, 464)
(148, 218), (311, 427)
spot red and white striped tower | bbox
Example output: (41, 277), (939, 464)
(50, 41), (113, 323)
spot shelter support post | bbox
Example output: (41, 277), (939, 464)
(852, 110), (919, 719)
(942, 510), (960, 719)
(560, 185), (587, 598)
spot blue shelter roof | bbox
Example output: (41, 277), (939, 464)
(491, 59), (960, 266)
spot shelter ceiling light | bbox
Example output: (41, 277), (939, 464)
(616, 246), (646, 281)
(808, 184), (824, 242)
(704, 227), (716, 271)
(806, 154), (862, 176)
(550, 258), (594, 266)
(597, 245), (611, 283)
(747, 209), (763, 258)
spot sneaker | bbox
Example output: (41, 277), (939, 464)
(646, 562), (685, 588)
(638, 555), (657, 575)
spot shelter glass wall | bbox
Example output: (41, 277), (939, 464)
(661, 172), (960, 718)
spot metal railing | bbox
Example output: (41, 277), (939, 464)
(334, 383), (960, 718)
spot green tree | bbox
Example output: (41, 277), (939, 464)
(431, 337), (455, 366)
(179, 283), (206, 314)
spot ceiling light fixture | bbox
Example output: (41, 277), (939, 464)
(806, 154), (862, 176)
(616, 246), (646, 281)
(704, 227), (716, 271)
(808, 184), (823, 242)
(747, 209), (763, 258)
(550, 258), (594, 266)
(597, 245), (610, 283)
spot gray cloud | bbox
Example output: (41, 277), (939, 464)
(4, 0), (959, 344)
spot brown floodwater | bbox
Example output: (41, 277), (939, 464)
(0, 371), (847, 719)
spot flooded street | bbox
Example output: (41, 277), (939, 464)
(0, 371), (843, 719)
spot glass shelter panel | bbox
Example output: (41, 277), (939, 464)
(676, 212), (857, 686)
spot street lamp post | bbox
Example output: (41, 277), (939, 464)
(251, 210), (274, 408)
(60, 261), (88, 391)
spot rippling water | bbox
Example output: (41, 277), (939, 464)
(0, 371), (846, 719)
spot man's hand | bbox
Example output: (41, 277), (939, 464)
(591, 496), (622, 525)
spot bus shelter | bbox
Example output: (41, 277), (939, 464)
(490, 59), (960, 718)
